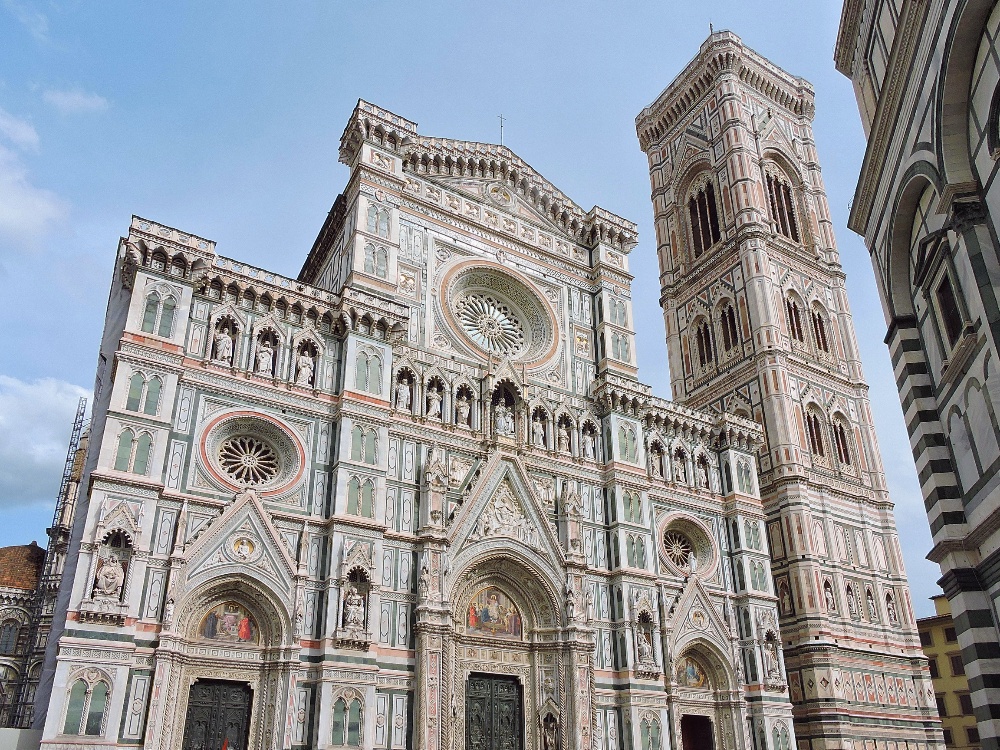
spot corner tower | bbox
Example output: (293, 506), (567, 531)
(636, 32), (941, 749)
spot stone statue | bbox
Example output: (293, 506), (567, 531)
(395, 378), (412, 411)
(697, 461), (710, 489)
(494, 403), (514, 437)
(343, 585), (366, 629)
(531, 417), (545, 446)
(673, 457), (686, 484)
(651, 454), (663, 477)
(582, 432), (596, 459)
(418, 565), (431, 599)
(94, 554), (125, 598)
(636, 630), (655, 664)
(213, 328), (233, 364)
(565, 580), (578, 622)
(847, 587), (858, 617)
(780, 585), (793, 614)
(764, 639), (780, 677)
(426, 387), (442, 419)
(163, 598), (175, 627)
(866, 589), (878, 620)
(456, 394), (471, 426)
(825, 585), (836, 612)
(887, 596), (898, 624)
(543, 716), (558, 750)
(687, 551), (698, 574)
(295, 351), (314, 386)
(255, 340), (273, 374)
(294, 609), (304, 637)
(557, 424), (570, 453)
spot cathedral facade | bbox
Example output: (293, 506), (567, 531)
(31, 34), (932, 750)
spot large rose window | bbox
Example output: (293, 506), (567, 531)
(441, 262), (557, 366)
(200, 413), (305, 496)
(659, 515), (716, 576)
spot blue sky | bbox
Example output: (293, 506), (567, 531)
(0, 1), (942, 615)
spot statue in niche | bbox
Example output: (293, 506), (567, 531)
(343, 585), (366, 629)
(163, 598), (175, 627)
(494, 403), (514, 437)
(542, 715), (559, 750)
(779, 583), (793, 614)
(94, 554), (125, 598)
(557, 424), (570, 453)
(764, 637), (781, 678)
(673, 456), (687, 483)
(824, 583), (836, 612)
(295, 350), (314, 386)
(636, 629), (655, 665)
(696, 460), (710, 489)
(867, 589), (878, 620)
(456, 393), (471, 426)
(564, 579), (579, 622)
(847, 587), (858, 617)
(425, 443), (448, 487)
(395, 377), (412, 411)
(255, 339), (273, 374)
(426, 386), (443, 419)
(651, 453), (663, 478)
(887, 596), (898, 625)
(582, 431), (596, 460)
(418, 565), (431, 600)
(212, 327), (233, 364)
(531, 417), (545, 446)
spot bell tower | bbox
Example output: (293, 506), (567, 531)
(636, 32), (941, 749)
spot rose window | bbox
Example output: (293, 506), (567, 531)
(455, 294), (525, 356)
(663, 531), (694, 569)
(218, 435), (279, 486)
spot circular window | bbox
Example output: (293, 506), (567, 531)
(218, 435), (280, 486)
(441, 261), (557, 366)
(200, 413), (304, 496)
(663, 530), (693, 570)
(659, 515), (716, 576)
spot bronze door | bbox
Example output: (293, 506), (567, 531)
(182, 679), (252, 750)
(466, 673), (523, 750)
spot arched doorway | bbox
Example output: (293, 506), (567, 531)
(146, 577), (293, 750)
(670, 643), (742, 750)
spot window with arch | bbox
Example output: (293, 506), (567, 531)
(772, 723), (791, 750)
(140, 290), (177, 338)
(125, 373), (162, 415)
(367, 204), (390, 239)
(639, 716), (662, 750)
(350, 425), (378, 465)
(355, 350), (383, 395)
(618, 424), (638, 462)
(765, 169), (800, 242)
(688, 179), (721, 257)
(0, 620), (18, 654)
(785, 296), (805, 342)
(626, 534), (647, 568)
(694, 319), (714, 369)
(811, 306), (831, 353)
(719, 302), (739, 352)
(63, 677), (109, 736)
(737, 460), (755, 494)
(611, 332), (631, 362)
(346, 477), (375, 518)
(833, 420), (852, 466)
(363, 243), (389, 279)
(610, 298), (628, 326)
(744, 520), (762, 551)
(331, 696), (363, 746)
(113, 429), (153, 475)
(804, 409), (825, 458)
(623, 490), (642, 524)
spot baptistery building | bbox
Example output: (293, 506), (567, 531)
(31, 34), (935, 750)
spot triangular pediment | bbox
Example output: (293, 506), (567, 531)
(182, 489), (297, 598)
(449, 454), (565, 566)
(669, 575), (733, 651)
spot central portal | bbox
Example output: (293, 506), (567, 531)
(465, 673), (523, 750)
(680, 714), (715, 750)
(182, 679), (252, 750)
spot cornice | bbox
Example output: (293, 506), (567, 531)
(636, 31), (815, 151)
(848, 0), (930, 234)
(834, 0), (865, 76)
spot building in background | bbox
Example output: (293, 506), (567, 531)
(0, 398), (87, 732)
(836, 3), (1000, 748)
(919, 595), (982, 750)
(636, 30), (939, 750)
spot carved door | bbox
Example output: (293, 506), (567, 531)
(182, 679), (252, 750)
(466, 673), (523, 750)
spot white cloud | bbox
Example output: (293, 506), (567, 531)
(2, 0), (48, 42)
(0, 376), (89, 511)
(0, 144), (68, 244)
(43, 88), (109, 115)
(0, 107), (39, 151)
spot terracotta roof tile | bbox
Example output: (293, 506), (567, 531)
(0, 542), (44, 590)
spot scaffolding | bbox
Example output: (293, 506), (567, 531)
(7, 397), (88, 728)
